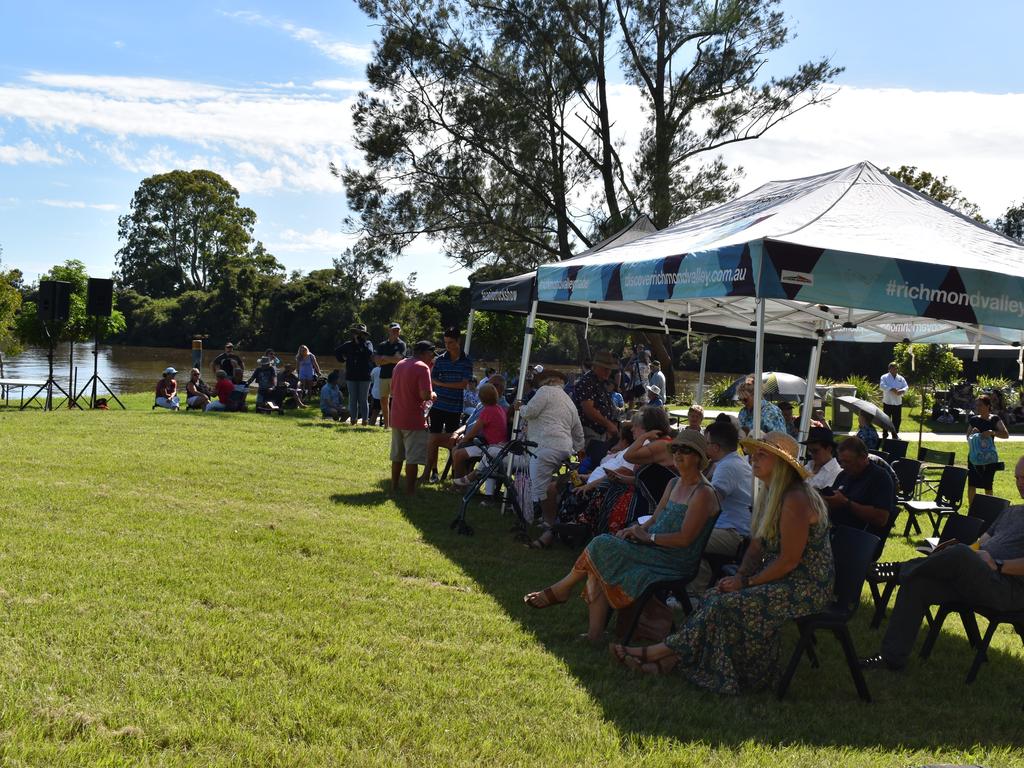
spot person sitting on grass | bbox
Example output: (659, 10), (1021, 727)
(320, 370), (345, 420)
(522, 430), (719, 645)
(155, 367), (180, 410)
(452, 384), (508, 486)
(185, 368), (212, 410)
(856, 411), (880, 450)
(228, 368), (249, 411)
(277, 363), (306, 408)
(861, 455), (1024, 672)
(609, 431), (833, 693)
(204, 369), (234, 412)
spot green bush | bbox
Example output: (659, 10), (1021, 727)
(841, 374), (882, 405)
(703, 375), (737, 407)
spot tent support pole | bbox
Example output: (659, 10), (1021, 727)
(752, 299), (765, 438)
(798, 334), (825, 448)
(503, 300), (538, 517)
(464, 311), (475, 357)
(696, 337), (710, 405)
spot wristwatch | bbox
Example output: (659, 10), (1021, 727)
(995, 558), (1005, 574)
(650, 533), (658, 545)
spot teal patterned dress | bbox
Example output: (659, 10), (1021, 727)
(664, 514), (834, 694)
(574, 480), (717, 609)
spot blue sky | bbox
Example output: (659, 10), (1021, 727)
(1, 1), (1022, 291)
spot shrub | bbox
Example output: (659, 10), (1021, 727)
(703, 376), (737, 407)
(842, 374), (882, 405)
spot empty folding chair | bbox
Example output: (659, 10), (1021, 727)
(776, 525), (880, 702)
(882, 438), (909, 460)
(967, 494), (1010, 534)
(916, 447), (956, 496)
(902, 465), (968, 538)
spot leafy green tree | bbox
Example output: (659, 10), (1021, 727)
(344, 0), (841, 269)
(892, 343), (962, 390)
(396, 300), (442, 347)
(996, 202), (1024, 242)
(360, 279), (408, 339)
(0, 247), (23, 355)
(16, 260), (126, 346)
(116, 170), (269, 297)
(885, 166), (984, 221)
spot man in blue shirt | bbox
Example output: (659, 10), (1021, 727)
(424, 327), (473, 483)
(692, 420), (752, 592)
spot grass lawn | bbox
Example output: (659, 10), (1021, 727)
(1, 396), (1023, 766)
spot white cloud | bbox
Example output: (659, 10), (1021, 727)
(113, 40), (125, 49)
(0, 138), (65, 165)
(267, 227), (358, 253)
(38, 199), (119, 211)
(223, 10), (372, 65)
(24, 72), (229, 100)
(312, 79), (369, 92)
(0, 73), (357, 193)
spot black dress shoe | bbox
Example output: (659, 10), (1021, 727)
(859, 654), (903, 671)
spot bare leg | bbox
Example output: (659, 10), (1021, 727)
(524, 567), (588, 607)
(405, 463), (419, 496)
(968, 485), (976, 504)
(424, 434), (441, 478)
(452, 448), (468, 478)
(391, 461), (403, 492)
(381, 394), (390, 429)
(586, 585), (610, 641)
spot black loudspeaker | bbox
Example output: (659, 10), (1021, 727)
(86, 277), (114, 317)
(37, 280), (72, 323)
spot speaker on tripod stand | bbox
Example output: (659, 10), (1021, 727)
(28, 280), (72, 411)
(75, 277), (125, 410)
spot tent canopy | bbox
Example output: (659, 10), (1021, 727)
(469, 215), (810, 345)
(536, 162), (1024, 347)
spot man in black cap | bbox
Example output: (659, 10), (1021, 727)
(335, 323), (376, 426)
(801, 426), (841, 490)
(374, 321), (407, 429)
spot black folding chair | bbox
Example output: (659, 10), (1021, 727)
(776, 525), (880, 702)
(868, 513), (986, 629)
(902, 465), (968, 538)
(620, 511), (721, 644)
(881, 438), (909, 460)
(625, 463), (678, 526)
(920, 603), (1024, 684)
(868, 450), (891, 465)
(967, 494), (1010, 534)
(916, 446), (956, 496)
(891, 458), (922, 503)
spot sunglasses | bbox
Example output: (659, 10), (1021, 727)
(670, 445), (698, 456)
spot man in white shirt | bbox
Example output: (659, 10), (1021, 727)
(879, 362), (909, 439)
(649, 361), (667, 402)
(801, 426), (842, 490)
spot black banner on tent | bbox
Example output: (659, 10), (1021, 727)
(470, 274), (536, 312)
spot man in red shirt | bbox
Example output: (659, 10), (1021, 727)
(389, 340), (436, 495)
(204, 369), (235, 412)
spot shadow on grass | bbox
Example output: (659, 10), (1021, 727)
(391, 494), (1024, 751)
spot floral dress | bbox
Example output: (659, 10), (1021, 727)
(573, 480), (718, 609)
(665, 515), (834, 694)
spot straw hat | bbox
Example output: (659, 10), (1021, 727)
(646, 384), (662, 397)
(739, 431), (811, 479)
(670, 429), (708, 468)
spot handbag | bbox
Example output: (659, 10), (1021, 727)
(615, 596), (673, 643)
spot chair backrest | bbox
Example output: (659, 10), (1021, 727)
(917, 446), (956, 466)
(967, 494), (1011, 533)
(891, 458), (922, 502)
(882, 438), (909, 459)
(869, 450), (892, 464)
(935, 465), (969, 510)
(626, 463), (679, 524)
(830, 525), (881, 615)
(938, 513), (986, 546)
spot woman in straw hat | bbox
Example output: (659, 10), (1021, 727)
(523, 430), (719, 644)
(610, 431), (833, 693)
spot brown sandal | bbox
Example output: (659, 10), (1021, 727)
(523, 587), (566, 609)
(608, 643), (647, 667)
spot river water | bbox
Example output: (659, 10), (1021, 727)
(0, 344), (717, 396)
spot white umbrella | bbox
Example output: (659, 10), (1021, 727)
(836, 395), (896, 434)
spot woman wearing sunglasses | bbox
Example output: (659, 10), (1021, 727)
(610, 431), (834, 693)
(523, 430), (719, 644)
